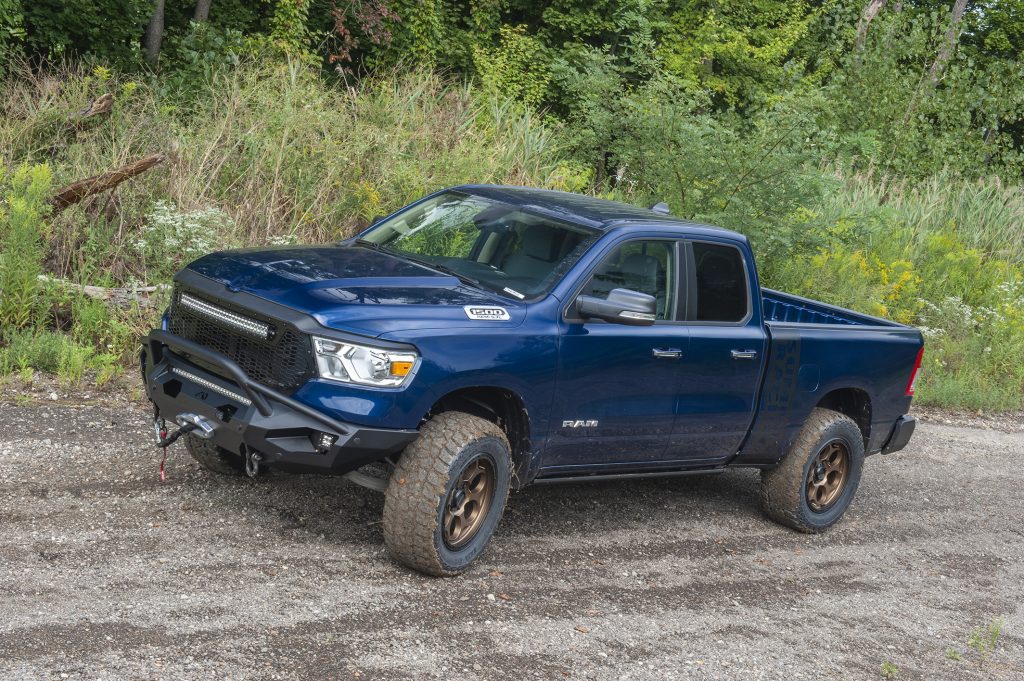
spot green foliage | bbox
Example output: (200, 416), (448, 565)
(660, 0), (820, 110)
(162, 21), (246, 88)
(474, 25), (551, 109)
(20, 0), (150, 65)
(820, 9), (1024, 181)
(266, 0), (315, 62)
(0, 163), (51, 330)
(0, 0), (25, 77)
(880, 660), (899, 679)
(0, 329), (119, 386)
(967, 616), (1005, 661)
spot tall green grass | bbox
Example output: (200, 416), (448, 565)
(1, 61), (569, 286)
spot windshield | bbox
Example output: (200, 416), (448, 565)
(358, 192), (599, 300)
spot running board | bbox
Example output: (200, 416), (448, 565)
(533, 467), (725, 485)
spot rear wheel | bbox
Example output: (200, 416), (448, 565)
(184, 434), (245, 476)
(759, 408), (865, 533)
(383, 412), (511, 576)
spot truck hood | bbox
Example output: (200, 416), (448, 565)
(185, 245), (526, 337)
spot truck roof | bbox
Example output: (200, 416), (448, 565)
(453, 184), (747, 242)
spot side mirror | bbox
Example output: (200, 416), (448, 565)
(576, 288), (657, 326)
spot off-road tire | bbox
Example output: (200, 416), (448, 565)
(759, 407), (865, 533)
(383, 412), (512, 576)
(185, 434), (245, 476)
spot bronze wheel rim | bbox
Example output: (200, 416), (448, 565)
(805, 440), (850, 513)
(443, 457), (496, 549)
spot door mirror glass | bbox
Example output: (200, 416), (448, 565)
(577, 288), (657, 326)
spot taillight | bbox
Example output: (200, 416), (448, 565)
(906, 346), (924, 396)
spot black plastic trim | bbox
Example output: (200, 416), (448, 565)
(881, 415), (916, 454)
(534, 467), (725, 484)
(144, 330), (420, 474)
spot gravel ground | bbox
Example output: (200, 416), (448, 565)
(0, 385), (1022, 680)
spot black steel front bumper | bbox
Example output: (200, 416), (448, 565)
(142, 329), (419, 475)
(881, 415), (916, 454)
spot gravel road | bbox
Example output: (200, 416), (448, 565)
(1, 389), (1022, 680)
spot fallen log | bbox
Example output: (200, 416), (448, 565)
(38, 275), (171, 309)
(50, 153), (166, 213)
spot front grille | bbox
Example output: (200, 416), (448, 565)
(166, 286), (315, 393)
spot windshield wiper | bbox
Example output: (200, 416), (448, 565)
(400, 254), (486, 290)
(353, 241), (503, 296)
(353, 238), (387, 251)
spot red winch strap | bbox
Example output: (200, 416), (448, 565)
(159, 427), (169, 483)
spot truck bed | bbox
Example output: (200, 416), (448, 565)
(762, 289), (902, 327)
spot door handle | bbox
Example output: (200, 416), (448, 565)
(652, 348), (683, 359)
(731, 349), (758, 360)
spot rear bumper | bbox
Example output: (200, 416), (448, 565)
(142, 329), (419, 474)
(881, 415), (916, 454)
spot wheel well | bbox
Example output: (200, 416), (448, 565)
(425, 387), (531, 487)
(816, 388), (871, 446)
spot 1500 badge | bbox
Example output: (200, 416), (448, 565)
(464, 306), (510, 321)
(562, 420), (599, 428)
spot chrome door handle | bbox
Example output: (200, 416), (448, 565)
(652, 348), (683, 359)
(731, 349), (758, 360)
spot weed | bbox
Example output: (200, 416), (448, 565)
(880, 660), (899, 678)
(967, 617), (1005, 662)
(945, 648), (962, 661)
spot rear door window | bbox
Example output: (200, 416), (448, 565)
(692, 242), (749, 323)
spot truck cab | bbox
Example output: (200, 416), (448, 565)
(143, 186), (922, 575)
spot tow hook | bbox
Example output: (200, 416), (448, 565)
(244, 449), (263, 478)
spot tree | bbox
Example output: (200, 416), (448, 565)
(927, 0), (968, 84)
(193, 0), (211, 22)
(144, 0), (165, 66)
(855, 0), (887, 49)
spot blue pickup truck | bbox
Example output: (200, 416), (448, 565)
(142, 186), (923, 575)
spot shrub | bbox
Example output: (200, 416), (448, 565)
(0, 162), (51, 330)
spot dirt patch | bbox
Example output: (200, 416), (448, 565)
(0, 395), (1021, 680)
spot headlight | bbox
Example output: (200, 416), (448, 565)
(313, 337), (418, 388)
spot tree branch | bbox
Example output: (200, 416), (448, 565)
(50, 153), (166, 213)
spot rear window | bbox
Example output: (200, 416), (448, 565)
(693, 242), (748, 322)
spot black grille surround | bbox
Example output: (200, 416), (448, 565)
(166, 285), (315, 393)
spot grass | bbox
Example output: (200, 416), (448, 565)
(0, 330), (121, 387)
(2, 60), (568, 286)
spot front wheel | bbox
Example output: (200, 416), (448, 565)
(759, 408), (865, 533)
(383, 412), (512, 576)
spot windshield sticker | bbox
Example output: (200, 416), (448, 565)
(464, 306), (511, 321)
(503, 287), (526, 299)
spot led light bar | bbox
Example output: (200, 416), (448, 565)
(179, 293), (272, 339)
(171, 367), (252, 406)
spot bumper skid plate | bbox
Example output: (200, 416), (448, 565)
(881, 415), (916, 455)
(143, 330), (419, 475)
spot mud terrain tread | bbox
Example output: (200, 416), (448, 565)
(185, 434), (245, 475)
(759, 407), (863, 533)
(383, 412), (510, 576)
